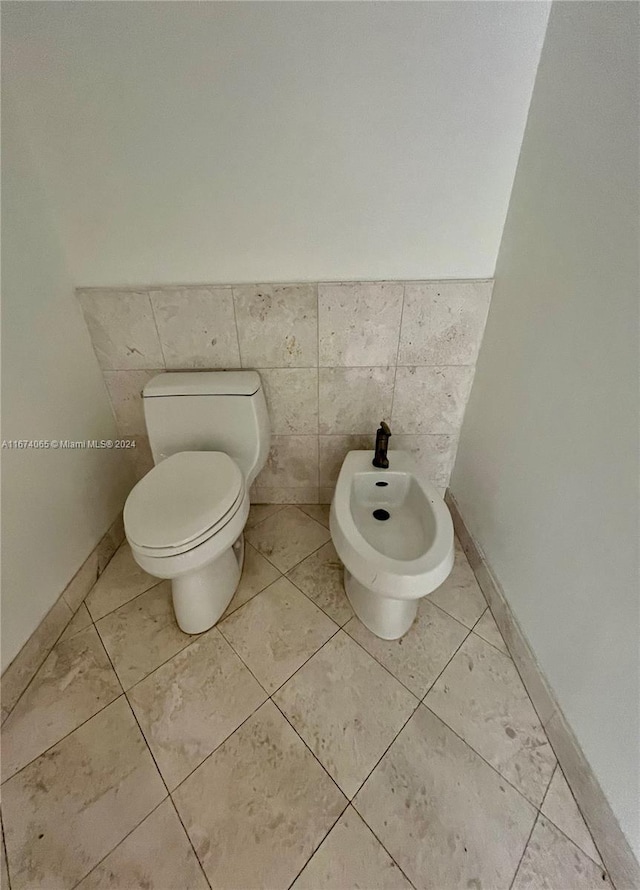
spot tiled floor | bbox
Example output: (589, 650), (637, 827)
(1, 505), (610, 890)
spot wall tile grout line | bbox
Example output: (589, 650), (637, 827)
(388, 281), (406, 425)
(147, 290), (169, 370)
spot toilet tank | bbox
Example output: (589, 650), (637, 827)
(142, 371), (270, 486)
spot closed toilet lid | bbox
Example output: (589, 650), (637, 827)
(124, 451), (243, 551)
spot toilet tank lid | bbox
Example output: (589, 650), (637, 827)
(143, 371), (261, 398)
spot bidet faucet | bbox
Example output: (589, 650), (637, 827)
(372, 421), (391, 469)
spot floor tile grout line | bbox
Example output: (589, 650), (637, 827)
(345, 804), (419, 890)
(1, 806), (12, 890)
(421, 701), (548, 813)
(284, 800), (351, 890)
(388, 282), (406, 424)
(508, 810), (540, 890)
(166, 796), (213, 890)
(67, 797), (170, 890)
(88, 576), (166, 624)
(421, 594), (481, 633)
(339, 623), (428, 702)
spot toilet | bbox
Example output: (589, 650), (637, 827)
(330, 450), (454, 640)
(123, 371), (270, 634)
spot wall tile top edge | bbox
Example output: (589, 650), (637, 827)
(76, 278), (493, 294)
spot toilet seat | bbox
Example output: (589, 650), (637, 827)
(124, 451), (244, 557)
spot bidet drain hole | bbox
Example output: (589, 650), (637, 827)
(373, 509), (390, 521)
(375, 481), (388, 487)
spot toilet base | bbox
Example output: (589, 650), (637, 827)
(171, 535), (245, 634)
(344, 569), (418, 640)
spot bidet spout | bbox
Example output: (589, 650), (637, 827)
(372, 421), (391, 469)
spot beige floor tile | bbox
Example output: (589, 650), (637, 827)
(85, 543), (158, 621)
(287, 541), (353, 625)
(354, 705), (536, 890)
(512, 815), (609, 889)
(173, 700), (346, 890)
(245, 506), (330, 572)
(425, 633), (556, 806)
(541, 766), (602, 864)
(274, 632), (417, 798)
(292, 806), (412, 890)
(246, 503), (284, 529)
(96, 582), (194, 689)
(298, 504), (331, 528)
(219, 577), (337, 693)
(2, 697), (166, 890)
(473, 607), (509, 655)
(344, 598), (469, 698)
(428, 538), (486, 627)
(222, 542), (280, 618)
(128, 630), (267, 789)
(75, 799), (208, 890)
(1, 626), (121, 782)
(59, 603), (93, 643)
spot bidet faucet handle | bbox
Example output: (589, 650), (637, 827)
(379, 421), (391, 437)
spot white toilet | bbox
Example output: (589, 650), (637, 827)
(123, 371), (270, 634)
(330, 450), (454, 640)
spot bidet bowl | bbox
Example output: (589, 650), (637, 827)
(330, 450), (454, 638)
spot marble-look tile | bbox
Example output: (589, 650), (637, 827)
(298, 504), (330, 528)
(245, 506), (330, 572)
(173, 701), (346, 890)
(319, 367), (395, 435)
(96, 513), (125, 575)
(58, 603), (93, 643)
(398, 280), (492, 366)
(318, 283), (404, 367)
(75, 799), (208, 890)
(2, 697), (166, 890)
(149, 287), (240, 368)
(318, 486), (335, 504)
(219, 577), (337, 693)
(474, 608), (509, 655)
(254, 436), (319, 489)
(1, 597), (73, 722)
(292, 806), (412, 890)
(258, 368), (318, 434)
(318, 434), (374, 486)
(274, 632), (417, 798)
(222, 542), (280, 618)
(428, 538), (486, 628)
(85, 543), (158, 621)
(77, 289), (164, 370)
(246, 503), (284, 528)
(392, 366), (474, 434)
(354, 705), (536, 890)
(390, 434), (457, 489)
(62, 550), (99, 613)
(233, 284), (317, 368)
(425, 633), (556, 806)
(102, 370), (158, 436)
(253, 486), (320, 505)
(512, 815), (609, 890)
(541, 767), (601, 864)
(287, 541), (353, 625)
(129, 435), (155, 481)
(128, 630), (266, 789)
(96, 582), (194, 689)
(344, 599), (469, 698)
(1, 626), (121, 782)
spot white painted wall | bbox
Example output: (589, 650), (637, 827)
(451, 1), (639, 856)
(1, 100), (133, 672)
(2, 1), (549, 286)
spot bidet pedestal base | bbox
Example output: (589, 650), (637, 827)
(344, 569), (418, 640)
(171, 537), (244, 634)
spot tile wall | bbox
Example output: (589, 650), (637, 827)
(77, 280), (492, 503)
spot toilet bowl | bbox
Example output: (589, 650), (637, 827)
(123, 370), (270, 635)
(124, 451), (250, 633)
(330, 450), (454, 640)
